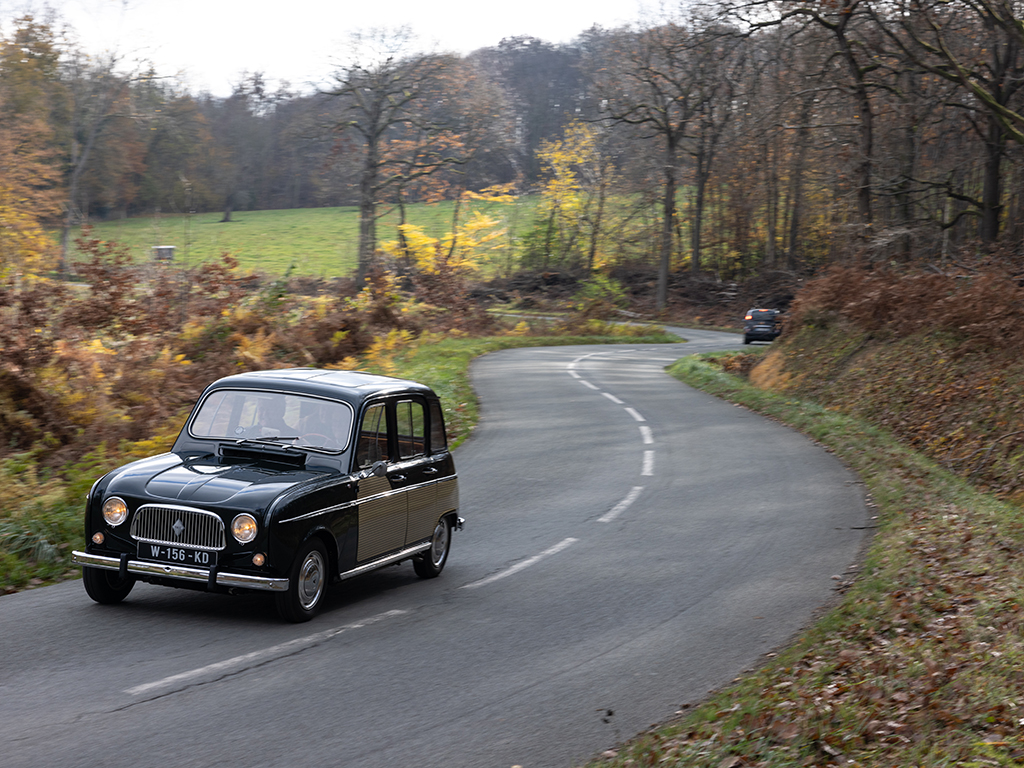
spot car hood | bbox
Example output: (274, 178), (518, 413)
(105, 453), (333, 507)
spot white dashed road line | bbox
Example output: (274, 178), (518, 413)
(461, 538), (579, 590)
(126, 609), (408, 696)
(642, 450), (655, 476)
(598, 486), (644, 523)
(624, 407), (645, 423)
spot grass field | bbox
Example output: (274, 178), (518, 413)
(65, 197), (541, 278)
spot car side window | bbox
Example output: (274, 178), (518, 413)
(429, 400), (447, 453)
(356, 403), (389, 468)
(396, 399), (426, 460)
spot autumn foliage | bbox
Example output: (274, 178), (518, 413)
(751, 261), (1024, 500)
(0, 229), (499, 472)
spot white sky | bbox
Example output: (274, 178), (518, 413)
(4, 0), (649, 96)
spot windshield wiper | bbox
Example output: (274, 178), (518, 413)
(234, 437), (301, 450)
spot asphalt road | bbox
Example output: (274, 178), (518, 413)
(0, 328), (868, 768)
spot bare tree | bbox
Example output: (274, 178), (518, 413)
(327, 28), (467, 284)
(873, 0), (1024, 242)
(590, 20), (719, 310)
(729, 0), (889, 238)
(684, 25), (748, 274)
(58, 50), (136, 274)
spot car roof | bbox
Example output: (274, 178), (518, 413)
(203, 368), (435, 406)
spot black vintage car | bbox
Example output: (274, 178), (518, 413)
(743, 308), (783, 344)
(72, 368), (462, 622)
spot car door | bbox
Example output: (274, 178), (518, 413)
(427, 398), (459, 525)
(393, 397), (440, 546)
(353, 401), (408, 561)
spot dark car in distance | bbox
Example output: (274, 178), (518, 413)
(743, 308), (782, 344)
(72, 368), (462, 622)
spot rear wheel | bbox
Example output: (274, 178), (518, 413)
(276, 539), (328, 623)
(82, 566), (135, 604)
(413, 517), (451, 579)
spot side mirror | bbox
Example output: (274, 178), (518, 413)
(359, 460), (388, 479)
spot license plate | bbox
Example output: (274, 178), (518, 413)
(139, 544), (217, 568)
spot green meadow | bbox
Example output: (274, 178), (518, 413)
(67, 197), (542, 278)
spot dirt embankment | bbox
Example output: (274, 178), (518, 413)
(728, 264), (1024, 502)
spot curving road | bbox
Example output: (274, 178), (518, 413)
(0, 328), (867, 768)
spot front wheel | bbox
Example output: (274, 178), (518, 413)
(83, 566), (135, 604)
(276, 539), (329, 623)
(413, 517), (451, 579)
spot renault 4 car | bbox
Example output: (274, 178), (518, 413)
(72, 368), (462, 622)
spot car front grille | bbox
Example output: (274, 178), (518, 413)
(130, 504), (227, 550)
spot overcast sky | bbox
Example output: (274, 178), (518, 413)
(4, 0), (650, 96)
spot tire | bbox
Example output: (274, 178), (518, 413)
(82, 566), (135, 604)
(276, 539), (329, 623)
(743, 336), (751, 345)
(413, 517), (451, 579)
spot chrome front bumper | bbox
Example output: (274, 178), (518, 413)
(72, 551), (289, 592)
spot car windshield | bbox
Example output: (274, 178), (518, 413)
(748, 311), (777, 322)
(189, 390), (353, 452)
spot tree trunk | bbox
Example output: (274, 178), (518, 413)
(980, 115), (1005, 243)
(896, 72), (919, 259)
(221, 193), (234, 223)
(588, 169), (608, 273)
(691, 148), (709, 274)
(764, 140), (777, 267)
(836, 5), (874, 232)
(657, 138), (678, 312)
(356, 137), (380, 286)
(787, 99), (812, 270)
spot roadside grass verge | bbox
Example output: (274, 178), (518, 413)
(586, 351), (1024, 767)
(0, 329), (677, 594)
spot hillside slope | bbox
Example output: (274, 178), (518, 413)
(747, 264), (1024, 503)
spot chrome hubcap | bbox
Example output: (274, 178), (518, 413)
(297, 550), (325, 610)
(430, 522), (449, 567)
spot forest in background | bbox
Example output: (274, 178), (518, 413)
(4, 0), (1024, 294)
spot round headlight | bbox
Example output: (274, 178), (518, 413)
(231, 513), (258, 544)
(102, 497), (129, 526)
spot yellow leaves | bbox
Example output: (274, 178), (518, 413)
(0, 197), (56, 282)
(0, 103), (62, 281)
(84, 338), (115, 356)
(231, 327), (277, 366)
(505, 320), (531, 337)
(364, 329), (415, 376)
(461, 183), (519, 205)
(384, 212), (506, 277)
(38, 338), (125, 428)
(324, 357), (361, 371)
(537, 122), (601, 209)
(155, 347), (193, 367)
(311, 294), (335, 321)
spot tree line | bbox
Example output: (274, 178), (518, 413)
(2, 2), (1022, 304)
